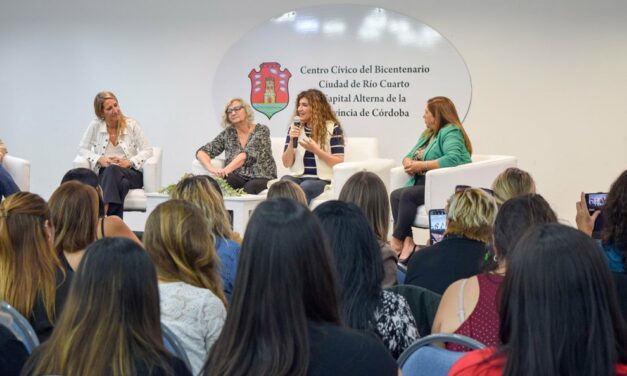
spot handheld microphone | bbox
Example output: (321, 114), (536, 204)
(292, 116), (301, 148)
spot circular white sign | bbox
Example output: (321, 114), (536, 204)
(213, 5), (472, 160)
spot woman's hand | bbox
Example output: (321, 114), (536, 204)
(576, 192), (599, 236)
(404, 160), (424, 175)
(289, 124), (301, 142)
(98, 156), (115, 167)
(402, 157), (413, 169)
(299, 137), (321, 153)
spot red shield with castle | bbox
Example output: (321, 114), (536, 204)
(249, 62), (292, 119)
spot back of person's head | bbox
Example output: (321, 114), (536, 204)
(49, 181), (99, 254)
(61, 167), (105, 217)
(446, 188), (497, 243)
(0, 192), (60, 321)
(491, 167), (536, 206)
(313, 200), (383, 331)
(171, 175), (232, 240)
(602, 169), (627, 253)
(267, 180), (308, 206)
(203, 198), (340, 376)
(144, 199), (225, 305)
(23, 237), (171, 376)
(338, 171), (389, 243)
(492, 194), (557, 263)
(499, 223), (627, 376)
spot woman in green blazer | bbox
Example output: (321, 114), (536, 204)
(390, 96), (473, 263)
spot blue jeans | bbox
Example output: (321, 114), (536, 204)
(0, 164), (20, 200)
(280, 175), (329, 204)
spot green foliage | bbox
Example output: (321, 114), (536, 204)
(159, 173), (245, 197)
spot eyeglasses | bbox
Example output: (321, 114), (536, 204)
(455, 185), (494, 196)
(225, 105), (243, 114)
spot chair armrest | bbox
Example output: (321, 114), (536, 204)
(143, 147), (162, 193)
(191, 159), (225, 176)
(3, 155), (31, 191)
(390, 166), (411, 191)
(331, 158), (395, 199)
(72, 155), (90, 169)
(424, 155), (517, 210)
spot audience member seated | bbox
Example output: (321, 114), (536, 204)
(491, 167), (536, 206)
(0, 138), (20, 201)
(0, 192), (71, 342)
(172, 175), (241, 300)
(432, 194), (557, 351)
(405, 188), (497, 295)
(266, 179), (308, 206)
(61, 167), (141, 244)
(22, 237), (192, 376)
(0, 325), (28, 376)
(49, 181), (100, 271)
(339, 171), (398, 287)
(202, 199), (398, 376)
(196, 98), (277, 194)
(450, 224), (627, 376)
(144, 199), (226, 375)
(281, 89), (345, 204)
(576, 169), (627, 273)
(314, 201), (418, 358)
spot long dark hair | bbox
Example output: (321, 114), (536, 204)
(61, 167), (105, 217)
(22, 237), (173, 376)
(313, 201), (383, 332)
(202, 198), (340, 376)
(498, 223), (627, 376)
(484, 193), (557, 271)
(602, 169), (627, 256)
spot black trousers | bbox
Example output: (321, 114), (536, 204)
(225, 173), (270, 194)
(390, 175), (425, 240)
(98, 165), (143, 218)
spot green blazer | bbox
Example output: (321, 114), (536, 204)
(404, 124), (471, 186)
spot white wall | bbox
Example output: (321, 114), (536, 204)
(1, 0), (626, 224)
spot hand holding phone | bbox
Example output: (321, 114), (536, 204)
(429, 209), (447, 244)
(576, 192), (606, 238)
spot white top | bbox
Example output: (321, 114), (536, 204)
(159, 281), (226, 375)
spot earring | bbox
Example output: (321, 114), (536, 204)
(493, 254), (499, 263)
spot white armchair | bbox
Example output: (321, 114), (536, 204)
(192, 137), (395, 208)
(72, 147), (162, 211)
(390, 154), (518, 227)
(3, 155), (31, 191)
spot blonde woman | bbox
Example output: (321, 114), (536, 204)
(78, 91), (153, 218)
(390, 96), (472, 263)
(144, 200), (226, 375)
(266, 179), (308, 206)
(281, 89), (345, 203)
(0, 192), (71, 342)
(172, 175), (240, 300)
(196, 98), (276, 194)
(49, 181), (100, 271)
(491, 167), (536, 205)
(405, 188), (497, 294)
(0, 138), (20, 200)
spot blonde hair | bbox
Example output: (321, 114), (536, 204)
(423, 96), (472, 154)
(445, 188), (497, 243)
(293, 89), (343, 151)
(0, 192), (61, 322)
(338, 171), (390, 243)
(94, 91), (127, 137)
(267, 180), (308, 206)
(492, 167), (537, 205)
(221, 98), (255, 128)
(144, 200), (226, 305)
(171, 175), (235, 242)
(49, 181), (99, 254)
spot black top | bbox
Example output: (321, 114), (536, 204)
(0, 325), (29, 376)
(307, 321), (397, 376)
(135, 354), (192, 376)
(404, 236), (488, 295)
(31, 257), (74, 342)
